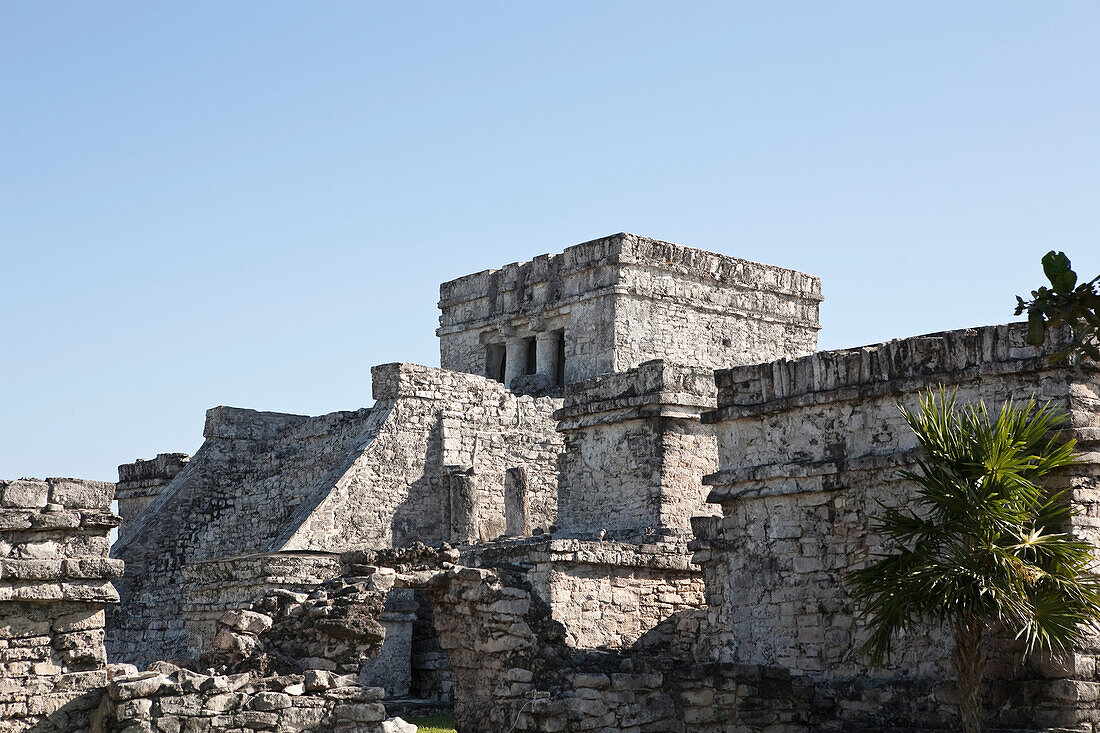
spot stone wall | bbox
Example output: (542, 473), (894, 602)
(437, 233), (822, 387)
(437, 235), (623, 385)
(180, 553), (344, 659)
(0, 477), (121, 732)
(695, 323), (1100, 731)
(409, 590), (453, 702)
(277, 363), (562, 550)
(97, 558), (417, 732)
(610, 239), (821, 375)
(110, 361), (562, 665)
(397, 544), (1100, 733)
(115, 452), (189, 539)
(199, 570), (389, 678)
(398, 559), (814, 733)
(465, 538), (706, 650)
(108, 405), (386, 665)
(530, 545), (705, 650)
(555, 360), (720, 542)
(93, 661), (416, 733)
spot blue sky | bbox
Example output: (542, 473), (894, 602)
(2, 2), (1098, 482)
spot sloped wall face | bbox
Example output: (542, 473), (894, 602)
(696, 324), (1100, 730)
(0, 477), (121, 733)
(108, 406), (384, 665)
(281, 363), (563, 551)
(115, 452), (189, 540)
(111, 365), (563, 666)
(437, 233), (822, 387)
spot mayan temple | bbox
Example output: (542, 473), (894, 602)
(3, 232), (1098, 732)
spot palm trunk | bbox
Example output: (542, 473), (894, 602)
(953, 616), (986, 733)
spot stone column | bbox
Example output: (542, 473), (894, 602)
(535, 331), (558, 380)
(503, 336), (527, 388)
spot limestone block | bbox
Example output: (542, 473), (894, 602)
(111, 672), (173, 700)
(249, 691), (292, 710)
(47, 479), (114, 509)
(219, 609), (274, 635)
(304, 669), (338, 691)
(382, 718), (418, 733)
(211, 627), (259, 656)
(334, 701), (386, 722)
(1, 481), (48, 509)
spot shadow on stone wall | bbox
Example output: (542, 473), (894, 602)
(390, 421), (446, 548)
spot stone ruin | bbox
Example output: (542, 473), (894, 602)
(2, 231), (1098, 732)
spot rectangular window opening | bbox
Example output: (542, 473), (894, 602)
(555, 330), (566, 386)
(486, 344), (506, 383)
(524, 336), (537, 375)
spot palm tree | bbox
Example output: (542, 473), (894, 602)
(848, 388), (1100, 733)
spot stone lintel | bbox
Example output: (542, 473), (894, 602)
(555, 360), (717, 428)
(438, 232), (822, 315)
(371, 361), (521, 402)
(463, 537), (700, 573)
(702, 449), (921, 504)
(182, 551), (344, 582)
(113, 484), (163, 500)
(435, 286), (616, 337)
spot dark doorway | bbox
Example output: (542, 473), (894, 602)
(554, 330), (566, 386)
(486, 344), (506, 382)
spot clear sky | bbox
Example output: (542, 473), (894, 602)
(2, 2), (1098, 482)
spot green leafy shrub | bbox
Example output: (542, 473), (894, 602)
(1015, 251), (1100, 364)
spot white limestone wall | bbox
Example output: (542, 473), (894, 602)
(437, 233), (822, 387)
(697, 324), (1100, 685)
(278, 363), (562, 551)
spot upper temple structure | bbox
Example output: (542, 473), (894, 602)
(4, 232), (1098, 733)
(437, 233), (823, 387)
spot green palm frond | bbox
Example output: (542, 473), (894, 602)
(847, 387), (1099, 665)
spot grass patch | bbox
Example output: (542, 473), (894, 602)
(406, 715), (456, 733)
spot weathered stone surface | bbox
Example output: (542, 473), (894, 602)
(465, 538), (706, 649)
(696, 323), (1100, 731)
(0, 478), (120, 732)
(115, 453), (189, 540)
(555, 360), (720, 543)
(393, 558), (813, 733)
(94, 666), (413, 733)
(47, 478), (114, 510)
(11, 237), (1100, 733)
(2, 479), (49, 508)
(437, 232), (821, 386)
(220, 609), (274, 635)
(111, 363), (562, 671)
